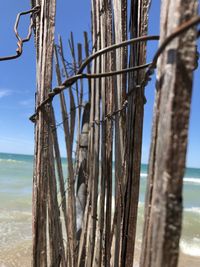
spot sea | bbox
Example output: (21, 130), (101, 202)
(0, 152), (199, 266)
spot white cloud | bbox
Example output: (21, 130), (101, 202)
(0, 89), (12, 99)
(19, 99), (33, 107)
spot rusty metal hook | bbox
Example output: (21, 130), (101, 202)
(0, 5), (40, 61)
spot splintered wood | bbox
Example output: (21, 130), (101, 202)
(31, 0), (198, 266)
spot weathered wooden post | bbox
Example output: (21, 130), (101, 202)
(76, 103), (90, 242)
(112, 1), (127, 266)
(93, 1), (114, 266)
(121, 1), (150, 266)
(31, 0), (59, 266)
(85, 1), (101, 266)
(140, 1), (198, 267)
(54, 44), (77, 267)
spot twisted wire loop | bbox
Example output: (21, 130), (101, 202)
(29, 35), (159, 123)
(0, 5), (40, 62)
(51, 104), (85, 132)
(29, 15), (200, 123)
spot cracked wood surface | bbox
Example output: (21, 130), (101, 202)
(140, 1), (198, 267)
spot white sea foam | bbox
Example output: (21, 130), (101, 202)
(0, 159), (24, 164)
(183, 177), (200, 185)
(140, 172), (200, 185)
(184, 207), (200, 215)
(180, 239), (200, 257)
(0, 210), (32, 249)
(140, 173), (148, 178)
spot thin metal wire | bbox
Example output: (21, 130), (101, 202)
(140, 15), (200, 89)
(77, 35), (159, 74)
(29, 15), (200, 123)
(0, 5), (40, 62)
(52, 104), (84, 132)
(29, 61), (152, 122)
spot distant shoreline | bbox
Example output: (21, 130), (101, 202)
(0, 151), (199, 169)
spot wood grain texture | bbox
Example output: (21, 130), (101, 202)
(32, 0), (56, 266)
(140, 1), (198, 267)
(84, 1), (101, 266)
(112, 1), (127, 266)
(54, 47), (77, 267)
(121, 1), (150, 267)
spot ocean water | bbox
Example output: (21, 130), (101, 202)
(0, 153), (33, 266)
(0, 152), (199, 266)
(138, 165), (200, 260)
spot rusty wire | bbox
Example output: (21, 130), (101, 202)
(0, 5), (40, 62)
(51, 104), (85, 132)
(29, 15), (200, 123)
(141, 15), (200, 88)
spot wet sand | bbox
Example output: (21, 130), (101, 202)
(132, 243), (200, 267)
(0, 241), (31, 267)
(178, 252), (200, 267)
(0, 241), (200, 267)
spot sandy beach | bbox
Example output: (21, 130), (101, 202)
(0, 240), (200, 267)
(0, 153), (199, 266)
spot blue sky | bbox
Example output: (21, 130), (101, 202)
(0, 1), (199, 167)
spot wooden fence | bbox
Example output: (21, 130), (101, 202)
(29, 0), (199, 267)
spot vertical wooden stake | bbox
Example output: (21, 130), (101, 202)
(140, 1), (198, 267)
(32, 0), (56, 266)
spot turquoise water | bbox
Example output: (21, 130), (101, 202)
(138, 165), (200, 257)
(0, 152), (199, 265)
(0, 153), (33, 266)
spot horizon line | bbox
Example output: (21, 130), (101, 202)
(0, 151), (199, 169)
